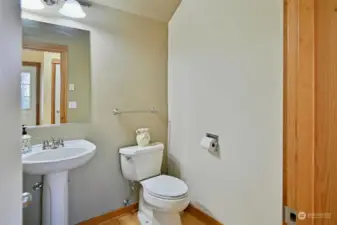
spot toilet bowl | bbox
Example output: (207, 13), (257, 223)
(119, 143), (190, 225)
(138, 175), (190, 225)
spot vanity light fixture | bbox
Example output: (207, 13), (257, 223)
(59, 0), (86, 18)
(22, 0), (90, 19)
(21, 0), (45, 10)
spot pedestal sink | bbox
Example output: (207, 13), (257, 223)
(22, 139), (96, 225)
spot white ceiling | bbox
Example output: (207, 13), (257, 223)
(90, 0), (181, 22)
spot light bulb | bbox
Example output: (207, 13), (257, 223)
(59, 0), (86, 18)
(21, 0), (45, 10)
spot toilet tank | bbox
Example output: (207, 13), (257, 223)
(119, 143), (164, 181)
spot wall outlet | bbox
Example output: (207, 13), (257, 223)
(69, 84), (75, 91)
(68, 101), (77, 109)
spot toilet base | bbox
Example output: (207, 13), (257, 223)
(138, 211), (152, 225)
(138, 188), (183, 225)
(138, 211), (182, 225)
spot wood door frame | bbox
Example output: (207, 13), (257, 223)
(23, 40), (68, 124)
(51, 59), (61, 124)
(22, 61), (41, 125)
(283, 0), (315, 224)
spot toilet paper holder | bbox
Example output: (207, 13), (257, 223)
(206, 133), (219, 151)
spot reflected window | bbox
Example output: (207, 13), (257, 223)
(21, 72), (31, 109)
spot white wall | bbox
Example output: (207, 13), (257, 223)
(168, 1), (283, 224)
(23, 4), (168, 224)
(0, 0), (22, 224)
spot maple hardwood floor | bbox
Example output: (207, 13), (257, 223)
(98, 212), (206, 225)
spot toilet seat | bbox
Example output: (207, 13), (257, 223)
(141, 175), (188, 200)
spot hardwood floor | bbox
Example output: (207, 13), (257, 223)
(98, 212), (206, 225)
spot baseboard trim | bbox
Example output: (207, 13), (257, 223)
(77, 203), (138, 225)
(77, 203), (222, 225)
(185, 204), (223, 225)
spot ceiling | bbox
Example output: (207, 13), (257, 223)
(90, 0), (181, 22)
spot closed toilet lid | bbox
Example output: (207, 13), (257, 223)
(141, 175), (188, 199)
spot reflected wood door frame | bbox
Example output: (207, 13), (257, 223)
(22, 61), (41, 126)
(23, 40), (68, 124)
(51, 59), (61, 124)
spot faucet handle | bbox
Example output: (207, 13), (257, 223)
(42, 140), (50, 150)
(58, 138), (64, 147)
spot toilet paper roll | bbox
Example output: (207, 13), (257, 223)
(200, 137), (217, 152)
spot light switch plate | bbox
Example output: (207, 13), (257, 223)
(68, 101), (77, 109)
(69, 84), (75, 91)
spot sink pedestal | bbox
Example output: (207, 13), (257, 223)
(43, 171), (68, 225)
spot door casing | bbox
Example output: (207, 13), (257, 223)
(22, 61), (41, 126)
(51, 59), (62, 124)
(284, 0), (315, 224)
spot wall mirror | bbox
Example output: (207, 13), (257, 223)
(22, 19), (91, 126)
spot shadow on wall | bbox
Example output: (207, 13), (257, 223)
(167, 153), (215, 218)
(23, 174), (42, 225)
(167, 153), (182, 179)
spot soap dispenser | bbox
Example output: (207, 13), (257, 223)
(21, 125), (32, 154)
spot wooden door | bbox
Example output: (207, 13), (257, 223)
(284, 0), (337, 224)
(314, 0), (337, 224)
(22, 62), (41, 126)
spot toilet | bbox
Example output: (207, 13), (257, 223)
(119, 143), (189, 225)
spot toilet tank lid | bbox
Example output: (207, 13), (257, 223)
(119, 142), (164, 156)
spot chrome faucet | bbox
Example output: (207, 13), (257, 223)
(59, 138), (64, 147)
(42, 140), (50, 150)
(51, 137), (58, 149)
(42, 138), (64, 150)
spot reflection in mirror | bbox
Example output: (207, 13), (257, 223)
(22, 19), (91, 126)
(22, 52), (62, 126)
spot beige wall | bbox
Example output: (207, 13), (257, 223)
(23, 20), (91, 123)
(168, 0), (283, 224)
(22, 4), (168, 224)
(42, 52), (60, 124)
(22, 49), (44, 63)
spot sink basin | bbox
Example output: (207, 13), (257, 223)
(22, 139), (96, 175)
(21, 139), (96, 225)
